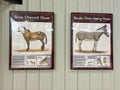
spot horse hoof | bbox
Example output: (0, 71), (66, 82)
(41, 48), (44, 51)
(79, 49), (82, 52)
(26, 49), (29, 51)
(41, 46), (44, 51)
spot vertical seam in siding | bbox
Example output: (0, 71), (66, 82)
(101, 0), (102, 11)
(89, 71), (91, 90)
(64, 0), (66, 90)
(40, 0), (41, 11)
(77, 0), (78, 12)
(12, 71), (14, 90)
(27, 0), (29, 11)
(89, 0), (91, 12)
(26, 71), (27, 90)
(77, 71), (78, 90)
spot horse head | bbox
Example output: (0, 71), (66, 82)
(97, 25), (109, 37)
(18, 26), (30, 33)
(104, 29), (109, 37)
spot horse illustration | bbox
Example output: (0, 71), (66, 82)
(29, 61), (35, 66)
(75, 25), (109, 52)
(18, 26), (47, 51)
(39, 57), (48, 64)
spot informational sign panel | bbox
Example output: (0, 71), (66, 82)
(71, 13), (113, 70)
(9, 11), (54, 70)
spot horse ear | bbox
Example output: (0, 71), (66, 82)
(23, 27), (26, 29)
(27, 29), (30, 32)
(104, 24), (107, 27)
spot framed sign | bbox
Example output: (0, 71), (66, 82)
(71, 13), (113, 70)
(9, 11), (54, 70)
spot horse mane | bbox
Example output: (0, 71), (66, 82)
(23, 26), (31, 32)
(97, 25), (107, 31)
(27, 29), (30, 32)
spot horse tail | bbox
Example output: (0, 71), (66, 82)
(75, 33), (78, 42)
(45, 34), (47, 44)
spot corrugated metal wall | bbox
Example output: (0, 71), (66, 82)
(0, 0), (120, 90)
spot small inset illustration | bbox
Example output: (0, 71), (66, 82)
(96, 56), (110, 67)
(27, 59), (36, 66)
(96, 56), (103, 66)
(86, 59), (95, 66)
(37, 56), (50, 66)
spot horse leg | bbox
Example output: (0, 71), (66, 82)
(41, 41), (45, 51)
(78, 40), (82, 51)
(93, 41), (97, 52)
(26, 41), (30, 51)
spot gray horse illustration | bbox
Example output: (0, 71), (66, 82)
(75, 25), (109, 52)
